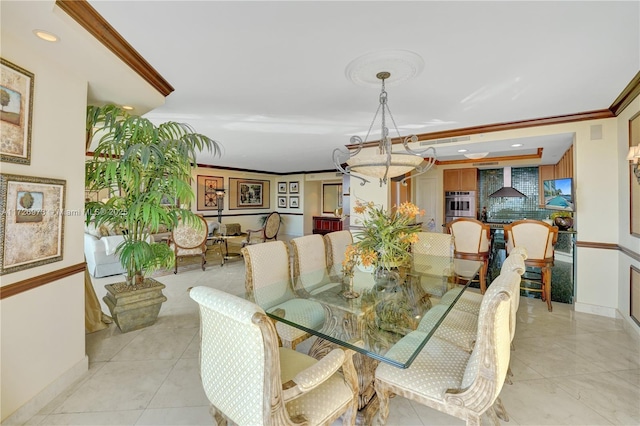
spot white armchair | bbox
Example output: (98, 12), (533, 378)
(189, 286), (358, 425)
(375, 270), (518, 425)
(323, 230), (354, 281)
(241, 240), (325, 349)
(291, 234), (342, 296)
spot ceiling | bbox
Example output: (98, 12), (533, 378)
(3, 1), (639, 174)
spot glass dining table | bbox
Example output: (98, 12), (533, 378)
(249, 254), (482, 419)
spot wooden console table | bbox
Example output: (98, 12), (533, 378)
(312, 216), (343, 235)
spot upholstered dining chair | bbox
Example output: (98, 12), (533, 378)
(242, 211), (281, 246)
(189, 286), (359, 426)
(291, 234), (342, 296)
(241, 240), (325, 349)
(504, 219), (559, 311)
(411, 232), (454, 298)
(375, 270), (518, 426)
(169, 215), (208, 274)
(445, 218), (492, 294)
(324, 230), (354, 281)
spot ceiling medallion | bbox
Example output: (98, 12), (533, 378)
(345, 49), (425, 88)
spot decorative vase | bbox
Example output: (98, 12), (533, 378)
(553, 216), (573, 230)
(342, 275), (359, 299)
(103, 277), (167, 333)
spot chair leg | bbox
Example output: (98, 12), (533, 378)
(174, 254), (178, 274)
(480, 260), (488, 294)
(201, 253), (206, 271)
(492, 396), (510, 422)
(543, 267), (553, 311)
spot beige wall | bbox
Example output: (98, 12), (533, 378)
(190, 168), (307, 236)
(1, 34), (88, 421)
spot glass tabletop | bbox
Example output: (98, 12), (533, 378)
(250, 255), (482, 369)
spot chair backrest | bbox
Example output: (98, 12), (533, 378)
(290, 234), (332, 293)
(264, 212), (281, 240)
(495, 251), (526, 342)
(412, 232), (452, 257)
(446, 218), (491, 255)
(171, 215), (208, 249)
(448, 271), (517, 412)
(504, 220), (558, 261)
(411, 232), (453, 276)
(323, 230), (354, 279)
(189, 286), (282, 425)
(241, 240), (294, 309)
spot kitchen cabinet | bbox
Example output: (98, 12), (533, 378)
(312, 216), (343, 235)
(443, 168), (478, 191)
(538, 146), (573, 206)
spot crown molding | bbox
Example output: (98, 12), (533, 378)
(56, 0), (174, 97)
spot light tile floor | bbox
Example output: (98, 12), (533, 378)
(24, 243), (640, 426)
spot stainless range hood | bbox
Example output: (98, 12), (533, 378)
(489, 167), (526, 198)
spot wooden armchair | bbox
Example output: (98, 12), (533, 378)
(189, 286), (358, 425)
(504, 219), (558, 311)
(243, 211), (281, 246)
(169, 215), (208, 274)
(241, 240), (325, 349)
(445, 218), (492, 293)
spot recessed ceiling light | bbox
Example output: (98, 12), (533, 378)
(33, 29), (59, 42)
(511, 143), (523, 147)
(122, 105), (134, 111)
(457, 149), (468, 153)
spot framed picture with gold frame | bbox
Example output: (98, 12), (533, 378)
(1, 58), (34, 165)
(229, 178), (270, 210)
(1, 173), (66, 275)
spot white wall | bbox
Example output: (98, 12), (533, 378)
(1, 34), (87, 421)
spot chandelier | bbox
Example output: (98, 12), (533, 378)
(333, 71), (436, 186)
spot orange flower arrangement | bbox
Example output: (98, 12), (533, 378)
(347, 200), (424, 272)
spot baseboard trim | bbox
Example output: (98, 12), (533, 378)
(574, 301), (618, 318)
(1, 355), (88, 425)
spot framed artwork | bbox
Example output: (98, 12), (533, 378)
(1, 174), (66, 275)
(289, 196), (299, 208)
(278, 182), (287, 194)
(630, 112), (640, 237)
(84, 190), (98, 203)
(289, 181), (299, 194)
(278, 196), (287, 208)
(631, 266), (640, 326)
(229, 178), (270, 210)
(196, 175), (224, 211)
(1, 58), (34, 165)
(160, 194), (177, 207)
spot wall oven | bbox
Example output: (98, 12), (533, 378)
(445, 191), (477, 223)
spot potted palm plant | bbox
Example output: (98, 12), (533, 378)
(85, 104), (220, 332)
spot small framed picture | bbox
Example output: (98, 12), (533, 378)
(278, 196), (287, 208)
(289, 181), (299, 194)
(289, 196), (299, 208)
(277, 182), (287, 194)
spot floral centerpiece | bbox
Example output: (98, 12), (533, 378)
(345, 200), (424, 274)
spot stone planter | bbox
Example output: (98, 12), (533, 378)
(103, 278), (167, 333)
